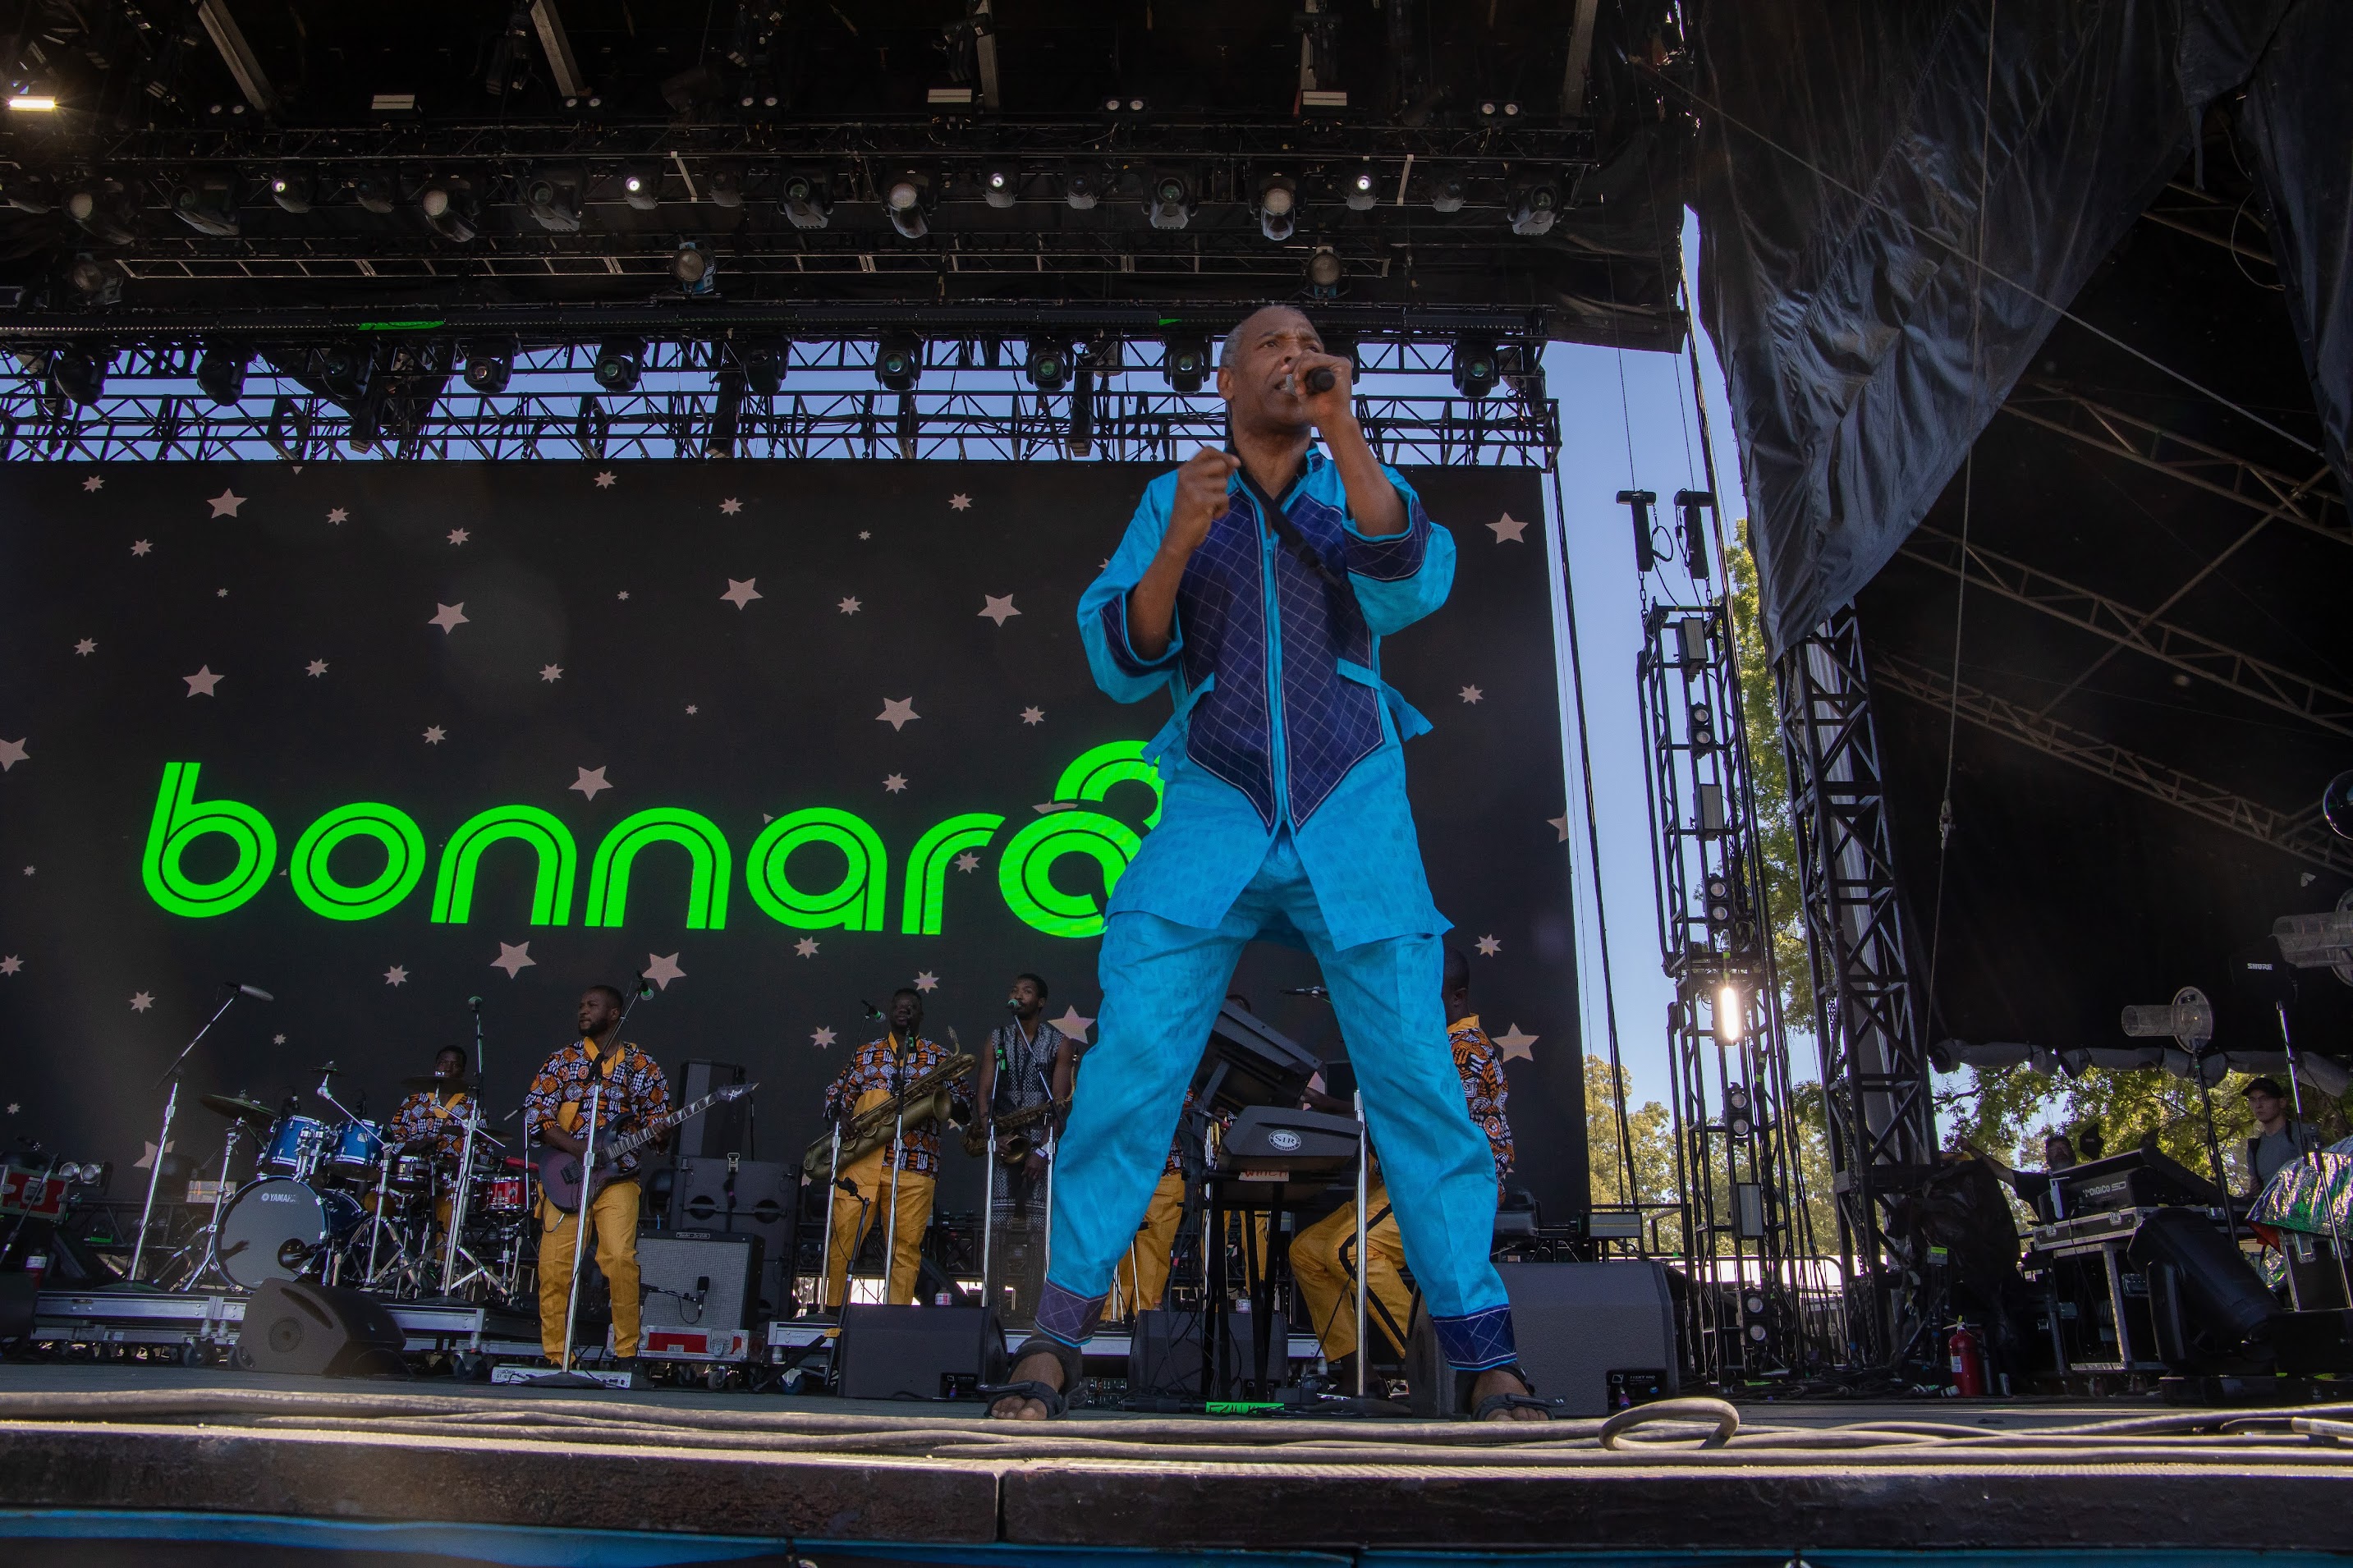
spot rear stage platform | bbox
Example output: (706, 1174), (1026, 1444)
(0, 1365), (2345, 1563)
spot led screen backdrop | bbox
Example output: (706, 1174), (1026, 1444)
(0, 459), (1585, 1216)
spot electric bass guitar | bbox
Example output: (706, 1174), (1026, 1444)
(535, 1082), (755, 1213)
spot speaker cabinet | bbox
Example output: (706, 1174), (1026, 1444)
(1130, 1303), (1289, 1400)
(1406, 1260), (1680, 1416)
(236, 1279), (406, 1377)
(835, 1303), (1005, 1401)
(637, 1229), (762, 1332)
(669, 1157), (792, 1319)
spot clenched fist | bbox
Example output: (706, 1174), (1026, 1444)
(1161, 447), (1242, 565)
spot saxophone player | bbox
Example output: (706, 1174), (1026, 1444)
(819, 988), (971, 1307)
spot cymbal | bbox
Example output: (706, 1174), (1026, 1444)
(200, 1093), (275, 1128)
(400, 1074), (473, 1091)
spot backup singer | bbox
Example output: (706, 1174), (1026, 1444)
(1291, 948), (1515, 1380)
(523, 985), (672, 1365)
(991, 305), (1541, 1421)
(974, 972), (1077, 1211)
(821, 988), (968, 1308)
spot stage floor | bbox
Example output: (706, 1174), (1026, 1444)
(0, 1364), (2348, 1560)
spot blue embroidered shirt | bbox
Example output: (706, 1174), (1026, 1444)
(1077, 445), (1456, 950)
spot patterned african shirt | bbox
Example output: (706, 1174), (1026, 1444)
(1450, 1014), (1514, 1185)
(985, 1019), (1073, 1117)
(522, 1039), (672, 1176)
(388, 1085), (475, 1164)
(822, 1034), (966, 1176)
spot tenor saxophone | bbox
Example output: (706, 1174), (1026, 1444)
(804, 1052), (975, 1181)
(962, 1097), (1071, 1165)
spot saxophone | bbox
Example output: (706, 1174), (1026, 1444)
(804, 1050), (975, 1181)
(962, 1097), (1071, 1165)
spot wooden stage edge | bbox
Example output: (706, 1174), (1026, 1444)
(0, 1372), (2346, 1552)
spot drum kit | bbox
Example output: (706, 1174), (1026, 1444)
(161, 1066), (533, 1306)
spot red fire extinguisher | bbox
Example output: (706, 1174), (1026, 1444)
(1947, 1322), (1986, 1397)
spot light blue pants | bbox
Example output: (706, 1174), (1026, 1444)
(1036, 833), (1517, 1371)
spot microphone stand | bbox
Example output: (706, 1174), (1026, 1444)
(537, 979), (652, 1385)
(822, 1118), (844, 1313)
(131, 985), (250, 1285)
(882, 1031), (910, 1305)
(441, 998), (489, 1296)
(1353, 1089), (1369, 1399)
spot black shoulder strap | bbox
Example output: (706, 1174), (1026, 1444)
(1227, 444), (1345, 586)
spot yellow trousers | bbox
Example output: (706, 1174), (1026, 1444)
(536, 1178), (642, 1362)
(1114, 1172), (1189, 1312)
(1290, 1186), (1411, 1361)
(824, 1146), (936, 1308)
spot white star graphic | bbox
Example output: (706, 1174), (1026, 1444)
(133, 1138), (175, 1170)
(1020, 706), (1045, 726)
(72, 638), (95, 656)
(571, 766), (612, 800)
(3, 1104), (14, 1115)
(617, 590), (631, 601)
(0, 739), (25, 772)
(1475, 934), (1502, 956)
(272, 1034), (285, 1044)
(979, 594), (1021, 626)
(0, 956), (20, 976)
(685, 704), (699, 715)
(837, 596), (861, 615)
(539, 663), (563, 683)
(811, 1026), (837, 1048)
(877, 698), (919, 731)
(326, 507), (348, 524)
(383, 965), (409, 986)
(447, 528), (470, 545)
(1487, 512), (1530, 543)
(216, 588), (229, 598)
(1493, 1024), (1539, 1062)
(883, 773), (909, 794)
(644, 952), (686, 990)
(858, 530), (871, 540)
(20, 866), (31, 876)
(721, 578), (764, 609)
(306, 659), (329, 677)
(913, 970), (939, 993)
(952, 850), (980, 873)
(948, 493), (972, 511)
(794, 938), (819, 958)
(490, 942), (536, 979)
(81, 475), (103, 493)
(183, 666), (224, 697)
(719, 497), (742, 515)
(1548, 815), (1569, 843)
(1459, 685), (1484, 704)
(1051, 1006), (1095, 1041)
(131, 539), (153, 556)
(594, 471), (616, 488)
(423, 725), (447, 745)
(429, 603), (470, 633)
(207, 488), (245, 519)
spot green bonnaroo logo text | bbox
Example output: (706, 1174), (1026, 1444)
(139, 743), (1163, 940)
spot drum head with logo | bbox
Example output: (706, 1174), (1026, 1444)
(218, 1177), (356, 1290)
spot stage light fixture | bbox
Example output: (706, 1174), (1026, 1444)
(593, 337), (645, 393)
(172, 174), (239, 236)
(264, 170), (311, 214)
(1452, 337), (1499, 398)
(1345, 165), (1378, 212)
(1305, 248), (1343, 295)
(1689, 701), (1717, 750)
(1704, 873), (1735, 927)
(7, 94), (56, 112)
(706, 169), (743, 209)
(781, 171), (832, 230)
(670, 240), (718, 295)
(981, 164), (1020, 209)
(2325, 770), (2353, 840)
(65, 186), (135, 245)
(1429, 172), (1466, 213)
(1726, 1081), (1755, 1138)
(0, 172), (53, 212)
(1146, 169), (1193, 231)
(1256, 174), (1297, 242)
(462, 338), (515, 395)
(2121, 987), (2215, 1051)
(1063, 166), (1105, 211)
(314, 342), (371, 405)
(523, 171), (581, 233)
(1025, 338), (1071, 392)
(1714, 984), (1745, 1045)
(621, 166), (660, 211)
(874, 332), (924, 392)
(195, 345), (250, 406)
(883, 172), (930, 240)
(351, 170), (397, 215)
(417, 181), (477, 243)
(736, 337), (788, 397)
(1477, 99), (1521, 126)
(1508, 174), (1562, 236)
(64, 254), (115, 300)
(49, 346), (108, 407)
(1162, 333), (1209, 393)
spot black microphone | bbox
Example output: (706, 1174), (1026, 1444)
(833, 1177), (860, 1195)
(231, 983), (274, 1002)
(860, 999), (883, 1020)
(1302, 365), (1336, 393)
(1006, 996), (1024, 1014)
(467, 995), (483, 1011)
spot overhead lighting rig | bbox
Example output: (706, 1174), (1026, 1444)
(1507, 173), (1562, 236)
(1024, 338), (1071, 392)
(734, 337), (788, 397)
(1161, 333), (1210, 393)
(524, 169), (581, 233)
(883, 172), (933, 240)
(1344, 165), (1378, 213)
(1428, 172), (1466, 213)
(48, 346), (109, 407)
(1063, 165), (1108, 212)
(268, 172), (313, 213)
(874, 332), (923, 392)
(620, 166), (661, 212)
(418, 181), (477, 243)
(351, 171), (397, 215)
(1145, 169), (1194, 232)
(1452, 337), (1499, 398)
(670, 241), (718, 296)
(172, 174), (239, 237)
(981, 164), (1021, 209)
(780, 171), (832, 230)
(1256, 174), (1297, 242)
(593, 337), (645, 392)
(195, 344), (250, 405)
(462, 338), (516, 395)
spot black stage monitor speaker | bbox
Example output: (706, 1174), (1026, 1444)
(236, 1278), (406, 1377)
(638, 1229), (763, 1332)
(1132, 1303), (1290, 1400)
(670, 1156), (793, 1317)
(1406, 1260), (1677, 1417)
(835, 1303), (1004, 1401)
(676, 1061), (750, 1158)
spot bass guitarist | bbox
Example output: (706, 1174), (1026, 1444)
(820, 987), (970, 1308)
(523, 984), (672, 1367)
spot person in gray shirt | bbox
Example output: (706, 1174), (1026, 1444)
(2243, 1076), (2321, 1194)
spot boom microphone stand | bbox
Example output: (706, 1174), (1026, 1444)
(131, 982), (270, 1285)
(440, 997), (490, 1295)
(535, 975), (653, 1385)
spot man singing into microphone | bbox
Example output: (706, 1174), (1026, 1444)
(985, 305), (1543, 1422)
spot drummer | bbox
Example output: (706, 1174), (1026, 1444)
(386, 1046), (475, 1228)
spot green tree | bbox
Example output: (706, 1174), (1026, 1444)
(1725, 520), (1813, 1033)
(1782, 1080), (1842, 1257)
(1585, 1054), (1683, 1253)
(1935, 1063), (2284, 1191)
